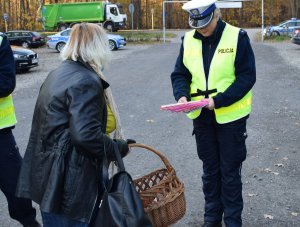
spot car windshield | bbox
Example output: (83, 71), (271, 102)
(278, 19), (300, 27)
(61, 30), (70, 36)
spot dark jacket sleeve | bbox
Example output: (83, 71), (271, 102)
(213, 30), (256, 108)
(170, 37), (192, 101)
(67, 78), (128, 160)
(0, 34), (16, 98)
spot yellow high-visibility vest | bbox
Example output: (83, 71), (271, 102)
(183, 23), (252, 124)
(0, 36), (17, 129)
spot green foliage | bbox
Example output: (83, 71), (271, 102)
(253, 31), (291, 42)
(40, 32), (55, 36)
(264, 35), (291, 42)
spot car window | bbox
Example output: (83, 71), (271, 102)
(14, 32), (22, 37)
(6, 32), (12, 37)
(61, 30), (70, 36)
(287, 22), (297, 27)
(110, 7), (118, 16)
(278, 21), (288, 26)
(22, 32), (30, 36)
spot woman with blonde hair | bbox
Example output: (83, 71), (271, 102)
(16, 23), (132, 227)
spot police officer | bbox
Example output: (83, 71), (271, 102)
(0, 33), (41, 227)
(170, 0), (256, 226)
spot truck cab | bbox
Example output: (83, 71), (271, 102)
(104, 3), (127, 31)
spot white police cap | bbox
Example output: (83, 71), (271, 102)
(182, 0), (217, 29)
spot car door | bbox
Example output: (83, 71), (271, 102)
(23, 32), (32, 42)
(15, 32), (25, 46)
(286, 22), (297, 35)
(60, 29), (70, 42)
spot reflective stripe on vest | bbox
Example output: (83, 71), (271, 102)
(183, 23), (252, 124)
(0, 36), (17, 129)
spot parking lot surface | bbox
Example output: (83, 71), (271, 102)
(0, 30), (299, 226)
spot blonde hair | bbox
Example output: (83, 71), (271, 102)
(214, 8), (222, 20)
(61, 23), (124, 140)
(61, 23), (112, 70)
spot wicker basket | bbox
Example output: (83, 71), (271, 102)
(129, 144), (186, 227)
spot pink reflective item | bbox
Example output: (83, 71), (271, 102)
(160, 100), (209, 113)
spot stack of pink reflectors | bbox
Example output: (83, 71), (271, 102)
(160, 100), (209, 113)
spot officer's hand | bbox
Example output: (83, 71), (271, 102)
(204, 98), (215, 110)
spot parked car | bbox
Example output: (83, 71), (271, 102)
(6, 31), (45, 48)
(291, 28), (300, 45)
(47, 28), (126, 52)
(264, 18), (300, 37)
(107, 34), (127, 50)
(11, 46), (38, 72)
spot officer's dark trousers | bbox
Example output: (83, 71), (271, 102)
(193, 109), (248, 227)
(0, 129), (37, 226)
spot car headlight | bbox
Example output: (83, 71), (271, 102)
(13, 54), (27, 59)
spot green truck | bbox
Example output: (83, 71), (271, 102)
(41, 1), (127, 31)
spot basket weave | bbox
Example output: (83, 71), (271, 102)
(129, 144), (186, 227)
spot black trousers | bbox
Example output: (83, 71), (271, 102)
(193, 109), (248, 227)
(0, 129), (37, 226)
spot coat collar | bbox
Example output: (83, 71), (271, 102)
(193, 19), (226, 44)
(67, 58), (110, 89)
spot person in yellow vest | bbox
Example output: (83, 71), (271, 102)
(170, 0), (256, 227)
(0, 33), (41, 227)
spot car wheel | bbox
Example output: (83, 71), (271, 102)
(109, 40), (117, 51)
(56, 42), (66, 53)
(271, 31), (280, 36)
(22, 41), (29, 48)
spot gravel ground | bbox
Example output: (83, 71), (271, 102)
(0, 29), (299, 227)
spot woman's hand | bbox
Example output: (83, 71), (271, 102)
(178, 96), (191, 113)
(178, 96), (188, 103)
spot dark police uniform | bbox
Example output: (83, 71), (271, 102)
(0, 33), (39, 227)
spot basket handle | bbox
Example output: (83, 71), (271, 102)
(128, 143), (174, 172)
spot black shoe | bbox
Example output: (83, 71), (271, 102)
(23, 220), (42, 227)
(202, 221), (222, 227)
